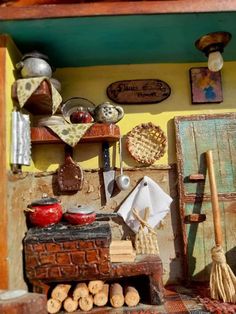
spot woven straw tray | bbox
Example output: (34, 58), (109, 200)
(126, 122), (167, 165)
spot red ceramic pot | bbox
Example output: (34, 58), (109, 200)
(64, 206), (96, 225)
(26, 195), (63, 227)
(70, 109), (93, 123)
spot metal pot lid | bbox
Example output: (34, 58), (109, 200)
(61, 97), (95, 123)
(21, 51), (50, 62)
(66, 205), (95, 215)
(30, 195), (59, 206)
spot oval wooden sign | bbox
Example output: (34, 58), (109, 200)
(107, 79), (171, 104)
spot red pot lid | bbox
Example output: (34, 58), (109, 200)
(30, 195), (59, 206)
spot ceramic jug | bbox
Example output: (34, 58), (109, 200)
(88, 101), (124, 123)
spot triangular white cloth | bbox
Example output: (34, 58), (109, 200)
(117, 176), (172, 233)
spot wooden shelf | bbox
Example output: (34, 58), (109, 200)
(31, 123), (120, 144)
(1, 1), (235, 20)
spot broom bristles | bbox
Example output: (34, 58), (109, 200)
(210, 246), (236, 303)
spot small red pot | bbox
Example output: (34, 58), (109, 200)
(64, 206), (96, 225)
(26, 195), (63, 227)
(70, 109), (93, 123)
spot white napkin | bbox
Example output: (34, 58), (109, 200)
(117, 176), (172, 233)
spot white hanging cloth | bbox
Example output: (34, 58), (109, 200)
(117, 176), (173, 233)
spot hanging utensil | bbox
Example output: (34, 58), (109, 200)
(102, 141), (115, 203)
(57, 145), (83, 193)
(116, 135), (130, 191)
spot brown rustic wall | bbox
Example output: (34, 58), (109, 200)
(7, 166), (183, 289)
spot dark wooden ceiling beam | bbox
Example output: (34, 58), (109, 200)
(1, 0), (236, 20)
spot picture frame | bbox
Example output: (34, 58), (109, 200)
(189, 67), (223, 104)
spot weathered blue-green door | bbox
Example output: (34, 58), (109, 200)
(175, 113), (236, 281)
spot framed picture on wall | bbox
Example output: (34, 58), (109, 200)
(189, 67), (223, 104)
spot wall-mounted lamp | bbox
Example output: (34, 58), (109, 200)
(195, 31), (232, 72)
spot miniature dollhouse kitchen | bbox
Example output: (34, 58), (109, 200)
(0, 1), (236, 313)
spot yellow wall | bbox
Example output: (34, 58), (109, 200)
(6, 37), (22, 170)
(6, 43), (236, 171)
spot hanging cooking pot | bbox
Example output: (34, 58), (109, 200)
(64, 205), (96, 225)
(25, 194), (63, 227)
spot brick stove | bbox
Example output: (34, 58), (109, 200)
(24, 222), (164, 308)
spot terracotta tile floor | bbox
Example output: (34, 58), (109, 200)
(164, 285), (236, 314)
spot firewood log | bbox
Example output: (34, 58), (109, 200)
(73, 282), (89, 301)
(88, 280), (104, 295)
(79, 295), (93, 312)
(63, 296), (78, 312)
(47, 298), (62, 314)
(93, 284), (109, 306)
(110, 283), (124, 308)
(51, 284), (71, 302)
(124, 286), (140, 307)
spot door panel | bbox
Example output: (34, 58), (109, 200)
(176, 114), (236, 196)
(175, 113), (236, 281)
(184, 201), (232, 281)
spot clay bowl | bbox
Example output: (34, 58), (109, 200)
(64, 206), (96, 225)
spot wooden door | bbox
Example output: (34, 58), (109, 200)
(175, 113), (236, 281)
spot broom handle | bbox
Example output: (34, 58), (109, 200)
(206, 150), (223, 246)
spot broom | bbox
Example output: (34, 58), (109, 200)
(206, 150), (236, 303)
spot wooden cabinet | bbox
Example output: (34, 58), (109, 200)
(1, 0), (236, 289)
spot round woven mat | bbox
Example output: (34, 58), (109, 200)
(126, 122), (167, 165)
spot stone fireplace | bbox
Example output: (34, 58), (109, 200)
(24, 221), (164, 308)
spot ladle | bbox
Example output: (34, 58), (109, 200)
(116, 135), (131, 190)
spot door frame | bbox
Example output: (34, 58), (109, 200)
(0, 34), (8, 289)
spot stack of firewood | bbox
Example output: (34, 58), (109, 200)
(47, 281), (140, 313)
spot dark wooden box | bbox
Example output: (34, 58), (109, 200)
(11, 80), (57, 115)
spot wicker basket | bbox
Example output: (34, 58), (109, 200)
(132, 208), (159, 255)
(126, 122), (167, 165)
